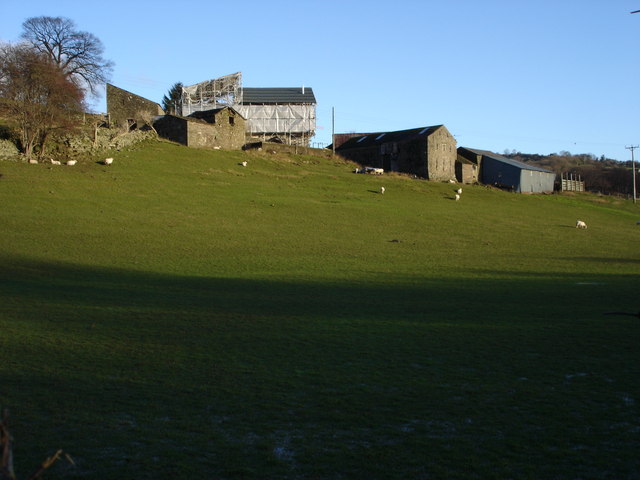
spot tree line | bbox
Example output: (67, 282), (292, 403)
(503, 150), (639, 196)
(0, 16), (113, 159)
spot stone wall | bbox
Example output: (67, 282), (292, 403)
(425, 126), (456, 181)
(334, 126), (457, 180)
(106, 84), (164, 129)
(153, 108), (246, 150)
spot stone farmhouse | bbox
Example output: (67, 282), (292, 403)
(457, 147), (556, 193)
(334, 125), (457, 181)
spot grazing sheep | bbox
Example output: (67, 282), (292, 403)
(576, 220), (587, 229)
(456, 188), (462, 195)
(104, 157), (113, 165)
(50, 159), (61, 165)
(28, 159), (38, 164)
(66, 160), (77, 166)
(241, 161), (247, 167)
(380, 186), (385, 195)
(449, 179), (456, 183)
(455, 194), (460, 201)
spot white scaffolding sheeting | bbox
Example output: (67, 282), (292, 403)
(235, 105), (316, 135)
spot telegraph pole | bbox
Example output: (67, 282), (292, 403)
(625, 145), (638, 203)
(332, 107), (335, 156)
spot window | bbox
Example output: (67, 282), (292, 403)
(229, 116), (235, 125)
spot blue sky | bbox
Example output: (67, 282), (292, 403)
(2, 0), (639, 160)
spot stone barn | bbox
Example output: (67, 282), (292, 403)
(458, 147), (556, 193)
(456, 147), (481, 184)
(106, 84), (164, 129)
(334, 125), (457, 181)
(153, 107), (246, 150)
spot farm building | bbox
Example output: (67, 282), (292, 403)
(457, 147), (556, 193)
(334, 125), (457, 181)
(153, 107), (246, 150)
(180, 73), (317, 147)
(106, 84), (164, 130)
(234, 87), (316, 146)
(455, 151), (480, 184)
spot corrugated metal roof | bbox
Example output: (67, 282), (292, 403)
(461, 147), (554, 173)
(241, 87), (316, 104)
(336, 125), (443, 150)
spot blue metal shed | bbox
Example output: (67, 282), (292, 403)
(459, 147), (556, 193)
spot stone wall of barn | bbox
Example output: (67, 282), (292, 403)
(455, 162), (479, 184)
(154, 116), (187, 145)
(426, 127), (456, 181)
(153, 111), (245, 150)
(106, 84), (164, 129)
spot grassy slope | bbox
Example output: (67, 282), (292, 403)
(0, 140), (639, 479)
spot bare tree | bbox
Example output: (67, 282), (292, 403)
(0, 43), (85, 159)
(20, 16), (113, 96)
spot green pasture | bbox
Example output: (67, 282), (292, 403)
(1, 140), (639, 479)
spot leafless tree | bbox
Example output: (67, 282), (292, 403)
(0, 43), (85, 159)
(20, 16), (113, 96)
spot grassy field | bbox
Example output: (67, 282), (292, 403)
(1, 139), (639, 479)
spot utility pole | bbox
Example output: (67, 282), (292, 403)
(625, 145), (638, 204)
(332, 107), (335, 156)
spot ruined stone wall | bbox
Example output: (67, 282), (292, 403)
(153, 116), (188, 146)
(153, 109), (245, 150)
(106, 84), (164, 128)
(426, 127), (456, 181)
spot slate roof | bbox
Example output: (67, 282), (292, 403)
(336, 126), (443, 150)
(460, 147), (554, 173)
(187, 106), (246, 121)
(241, 87), (316, 104)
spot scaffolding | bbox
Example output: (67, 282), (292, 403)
(180, 72), (316, 146)
(235, 104), (316, 146)
(181, 72), (242, 116)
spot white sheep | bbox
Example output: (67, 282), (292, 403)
(456, 188), (462, 194)
(455, 194), (460, 201)
(66, 160), (77, 166)
(380, 186), (385, 195)
(576, 220), (587, 229)
(28, 159), (38, 164)
(241, 161), (247, 167)
(50, 159), (61, 165)
(104, 157), (113, 165)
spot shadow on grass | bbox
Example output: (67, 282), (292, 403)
(1, 254), (639, 478)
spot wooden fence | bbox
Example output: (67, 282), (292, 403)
(561, 173), (585, 192)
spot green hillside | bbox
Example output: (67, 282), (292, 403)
(1, 139), (639, 479)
